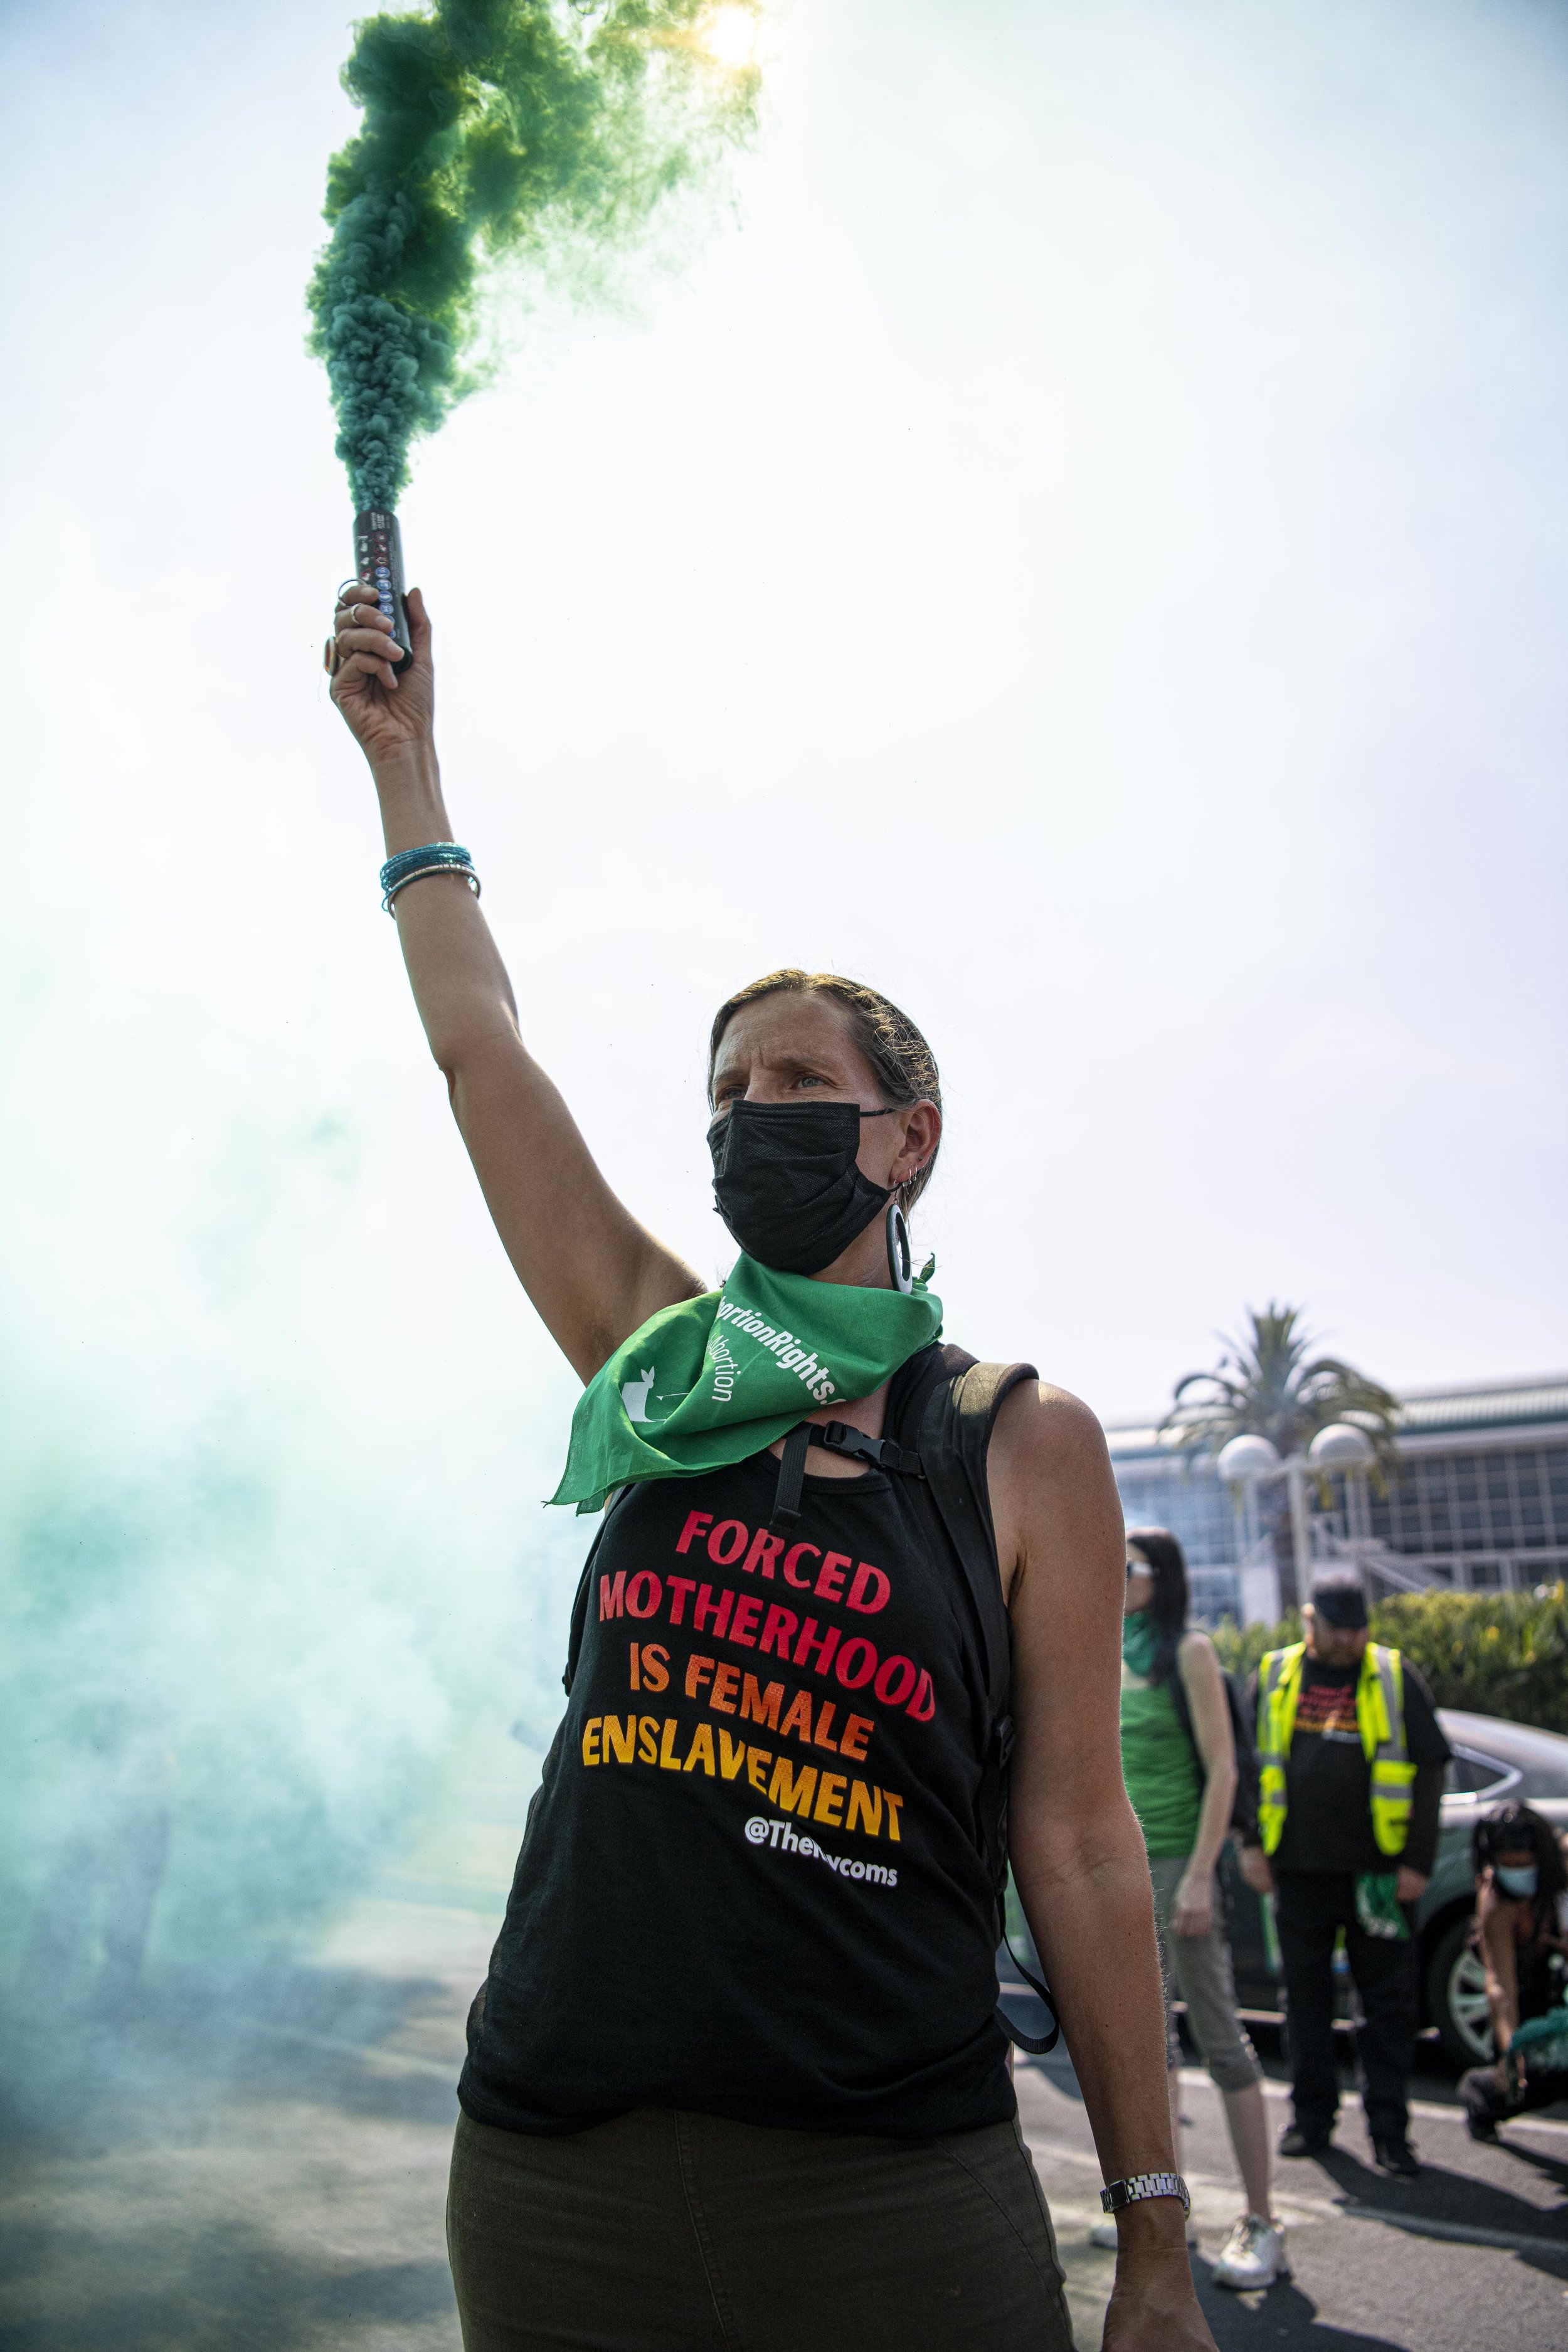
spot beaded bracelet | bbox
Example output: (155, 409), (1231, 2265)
(379, 842), (480, 915)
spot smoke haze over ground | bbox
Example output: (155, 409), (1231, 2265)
(1, 1), (1566, 2335)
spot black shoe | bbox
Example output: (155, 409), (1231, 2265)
(1278, 2123), (1332, 2158)
(1373, 2137), (1422, 2178)
(1465, 2112), (1498, 2144)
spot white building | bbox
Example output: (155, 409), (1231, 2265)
(1105, 1372), (1568, 1626)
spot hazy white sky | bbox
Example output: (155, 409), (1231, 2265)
(4, 0), (1565, 1479)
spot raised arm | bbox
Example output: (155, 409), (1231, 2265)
(990, 1384), (1216, 2352)
(329, 582), (704, 1379)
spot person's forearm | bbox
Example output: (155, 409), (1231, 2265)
(366, 743), (528, 1079)
(371, 740), (453, 856)
(1014, 1801), (1189, 2262)
(1187, 1759), (1236, 1883)
(1483, 1915), (1518, 2048)
(1402, 1763), (1443, 1879)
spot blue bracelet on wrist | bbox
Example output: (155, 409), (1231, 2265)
(379, 842), (480, 914)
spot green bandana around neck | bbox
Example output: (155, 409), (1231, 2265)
(549, 1254), (943, 1514)
(1121, 1610), (1160, 1678)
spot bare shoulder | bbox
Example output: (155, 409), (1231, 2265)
(989, 1375), (1110, 1476)
(1175, 1626), (1225, 1708)
(986, 1377), (1124, 1606)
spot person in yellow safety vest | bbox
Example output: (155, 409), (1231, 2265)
(1241, 1572), (1450, 2180)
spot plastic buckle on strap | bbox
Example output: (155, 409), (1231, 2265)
(817, 1420), (882, 1464)
(812, 1422), (925, 1479)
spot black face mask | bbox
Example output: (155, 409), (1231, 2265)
(709, 1099), (895, 1276)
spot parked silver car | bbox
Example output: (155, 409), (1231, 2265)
(1221, 1708), (1568, 2066)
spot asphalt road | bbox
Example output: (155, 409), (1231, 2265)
(2, 1894), (1565, 2351)
(1021, 2034), (1568, 2351)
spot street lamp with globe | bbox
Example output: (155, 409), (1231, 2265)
(1217, 1423), (1376, 1609)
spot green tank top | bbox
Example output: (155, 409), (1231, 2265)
(1121, 1679), (1204, 1858)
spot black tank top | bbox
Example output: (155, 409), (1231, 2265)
(459, 1348), (1027, 2140)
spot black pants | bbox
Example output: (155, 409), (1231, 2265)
(1274, 1869), (1417, 2145)
(1460, 2059), (1568, 2132)
(447, 2105), (1072, 2352)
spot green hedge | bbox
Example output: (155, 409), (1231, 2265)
(1211, 1583), (1568, 1735)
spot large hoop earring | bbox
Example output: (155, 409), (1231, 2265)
(885, 1201), (913, 1294)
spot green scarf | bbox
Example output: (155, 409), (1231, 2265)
(1121, 1611), (1160, 1678)
(1353, 1873), (1410, 1942)
(550, 1254), (943, 1513)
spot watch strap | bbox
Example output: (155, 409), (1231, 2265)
(1099, 2170), (1191, 2217)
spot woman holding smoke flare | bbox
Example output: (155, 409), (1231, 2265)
(327, 581), (1218, 2352)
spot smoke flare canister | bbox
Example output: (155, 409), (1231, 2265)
(352, 509), (415, 673)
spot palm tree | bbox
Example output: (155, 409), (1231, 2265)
(1161, 1305), (1401, 1608)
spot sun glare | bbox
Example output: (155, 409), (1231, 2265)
(699, 5), (759, 71)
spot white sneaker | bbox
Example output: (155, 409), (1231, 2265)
(1089, 2215), (1199, 2251)
(1211, 2213), (1290, 2289)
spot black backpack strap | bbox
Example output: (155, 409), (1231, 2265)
(885, 1338), (977, 1438)
(809, 1421), (926, 1478)
(770, 1421), (926, 1535)
(767, 1424), (814, 1535)
(916, 1358), (1037, 1720)
(1165, 1653), (1261, 1847)
(903, 1353), (1059, 2055)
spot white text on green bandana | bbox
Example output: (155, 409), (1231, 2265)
(549, 1254), (942, 1514)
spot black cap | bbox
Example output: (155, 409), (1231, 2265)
(1309, 1573), (1368, 1629)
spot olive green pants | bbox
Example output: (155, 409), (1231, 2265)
(447, 2104), (1072, 2352)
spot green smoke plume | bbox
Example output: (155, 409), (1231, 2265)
(309, 1), (759, 511)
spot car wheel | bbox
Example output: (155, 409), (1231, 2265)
(1426, 1915), (1493, 2069)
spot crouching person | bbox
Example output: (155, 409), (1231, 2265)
(1461, 1803), (1568, 2142)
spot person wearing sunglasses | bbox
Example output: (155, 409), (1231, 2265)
(1102, 1530), (1284, 2291)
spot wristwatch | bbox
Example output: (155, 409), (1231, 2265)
(1099, 2171), (1191, 2217)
